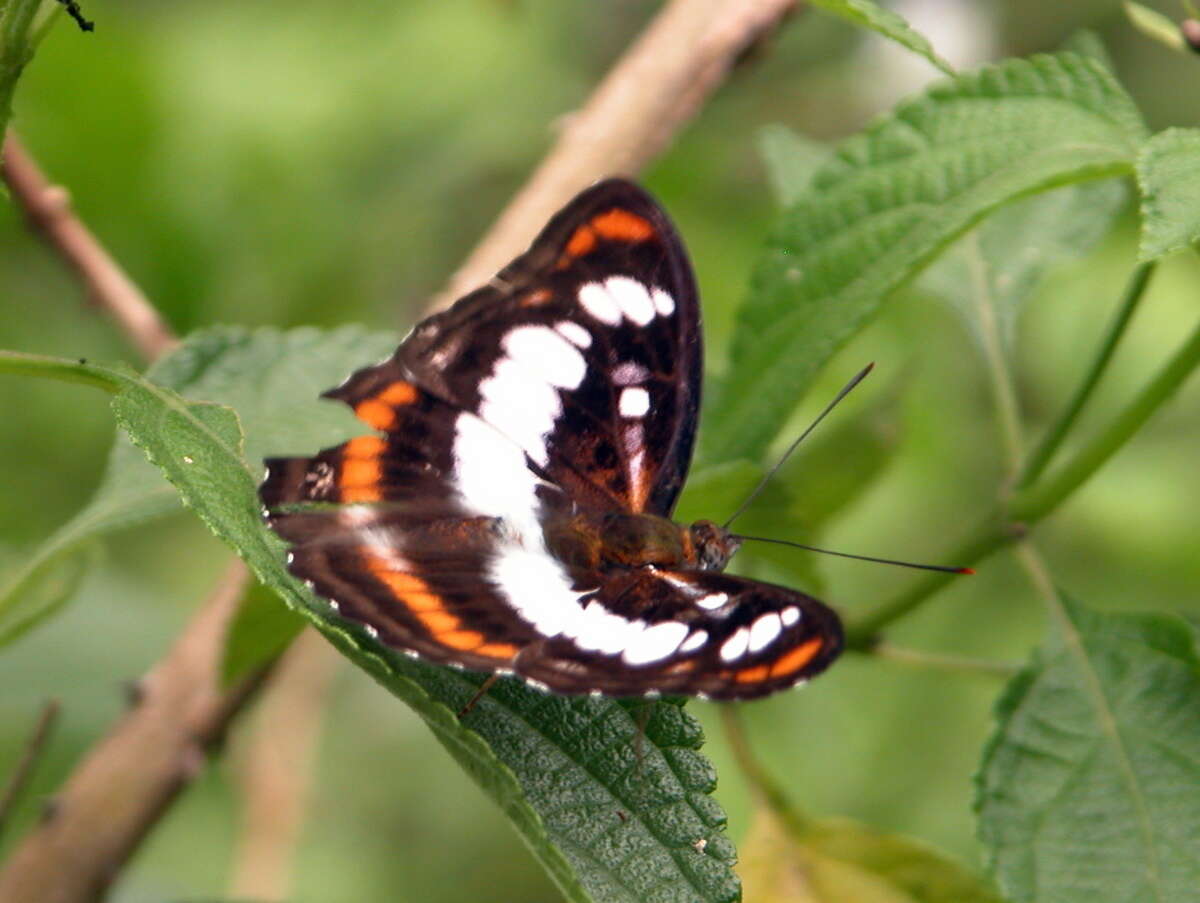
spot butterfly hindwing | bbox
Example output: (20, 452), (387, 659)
(262, 379), (581, 672)
(514, 569), (843, 701)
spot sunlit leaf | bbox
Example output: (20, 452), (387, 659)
(705, 52), (1146, 464)
(1136, 127), (1200, 261)
(976, 597), (1200, 903)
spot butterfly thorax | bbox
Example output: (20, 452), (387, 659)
(543, 511), (739, 574)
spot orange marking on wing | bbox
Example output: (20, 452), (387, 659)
(344, 435), (387, 458)
(591, 209), (655, 243)
(770, 638), (824, 678)
(419, 609), (458, 633)
(339, 437), (384, 502)
(475, 642), (520, 659)
(521, 288), (553, 307)
(378, 381), (418, 406)
(734, 664), (771, 684)
(354, 381), (417, 430)
(438, 629), (485, 651)
(354, 399), (396, 431)
(565, 225), (597, 257)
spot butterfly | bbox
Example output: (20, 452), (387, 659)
(259, 178), (843, 700)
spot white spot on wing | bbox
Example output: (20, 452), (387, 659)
(490, 544), (584, 638)
(748, 613), (782, 653)
(619, 386), (651, 418)
(623, 621), (688, 666)
(697, 593), (728, 611)
(720, 626), (751, 662)
(453, 412), (541, 536)
(503, 325), (586, 389)
(555, 321), (592, 348)
(679, 630), (708, 654)
(606, 276), (656, 325)
(571, 601), (643, 656)
(612, 361), (649, 385)
(652, 288), (675, 316)
(781, 606), (801, 627)
(579, 282), (621, 325)
(478, 357), (561, 466)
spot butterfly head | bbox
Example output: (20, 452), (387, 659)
(687, 520), (741, 572)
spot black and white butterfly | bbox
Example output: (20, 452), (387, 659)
(260, 179), (843, 700)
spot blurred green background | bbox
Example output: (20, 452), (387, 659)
(2, 1), (1198, 900)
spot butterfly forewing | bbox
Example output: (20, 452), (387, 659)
(342, 179), (702, 517)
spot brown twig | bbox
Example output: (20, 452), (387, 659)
(0, 699), (60, 842)
(427, 0), (800, 313)
(227, 629), (340, 901)
(2, 130), (178, 362)
(0, 561), (266, 903)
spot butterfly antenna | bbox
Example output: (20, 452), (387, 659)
(732, 534), (974, 575)
(722, 362), (874, 530)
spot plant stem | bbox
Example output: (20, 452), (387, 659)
(1009, 312), (1200, 523)
(966, 233), (1024, 471)
(1017, 261), (1156, 489)
(850, 266), (1194, 646)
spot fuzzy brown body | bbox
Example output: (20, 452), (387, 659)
(544, 512), (740, 579)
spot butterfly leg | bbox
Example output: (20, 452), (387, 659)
(458, 673), (501, 719)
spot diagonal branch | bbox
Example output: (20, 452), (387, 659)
(428, 0), (801, 313)
(2, 130), (177, 362)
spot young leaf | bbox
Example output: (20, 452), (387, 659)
(704, 52), (1146, 465)
(0, 346), (741, 903)
(0, 327), (397, 645)
(739, 807), (1002, 902)
(976, 597), (1200, 903)
(807, 0), (955, 76)
(1136, 127), (1200, 261)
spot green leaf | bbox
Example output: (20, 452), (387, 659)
(221, 579), (306, 685)
(0, 541), (99, 646)
(1137, 128), (1200, 261)
(704, 52), (1146, 464)
(807, 0), (955, 76)
(758, 125), (829, 208)
(920, 179), (1128, 353)
(976, 597), (1200, 903)
(0, 327), (396, 644)
(739, 807), (1002, 902)
(0, 0), (47, 134)
(0, 343), (740, 903)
